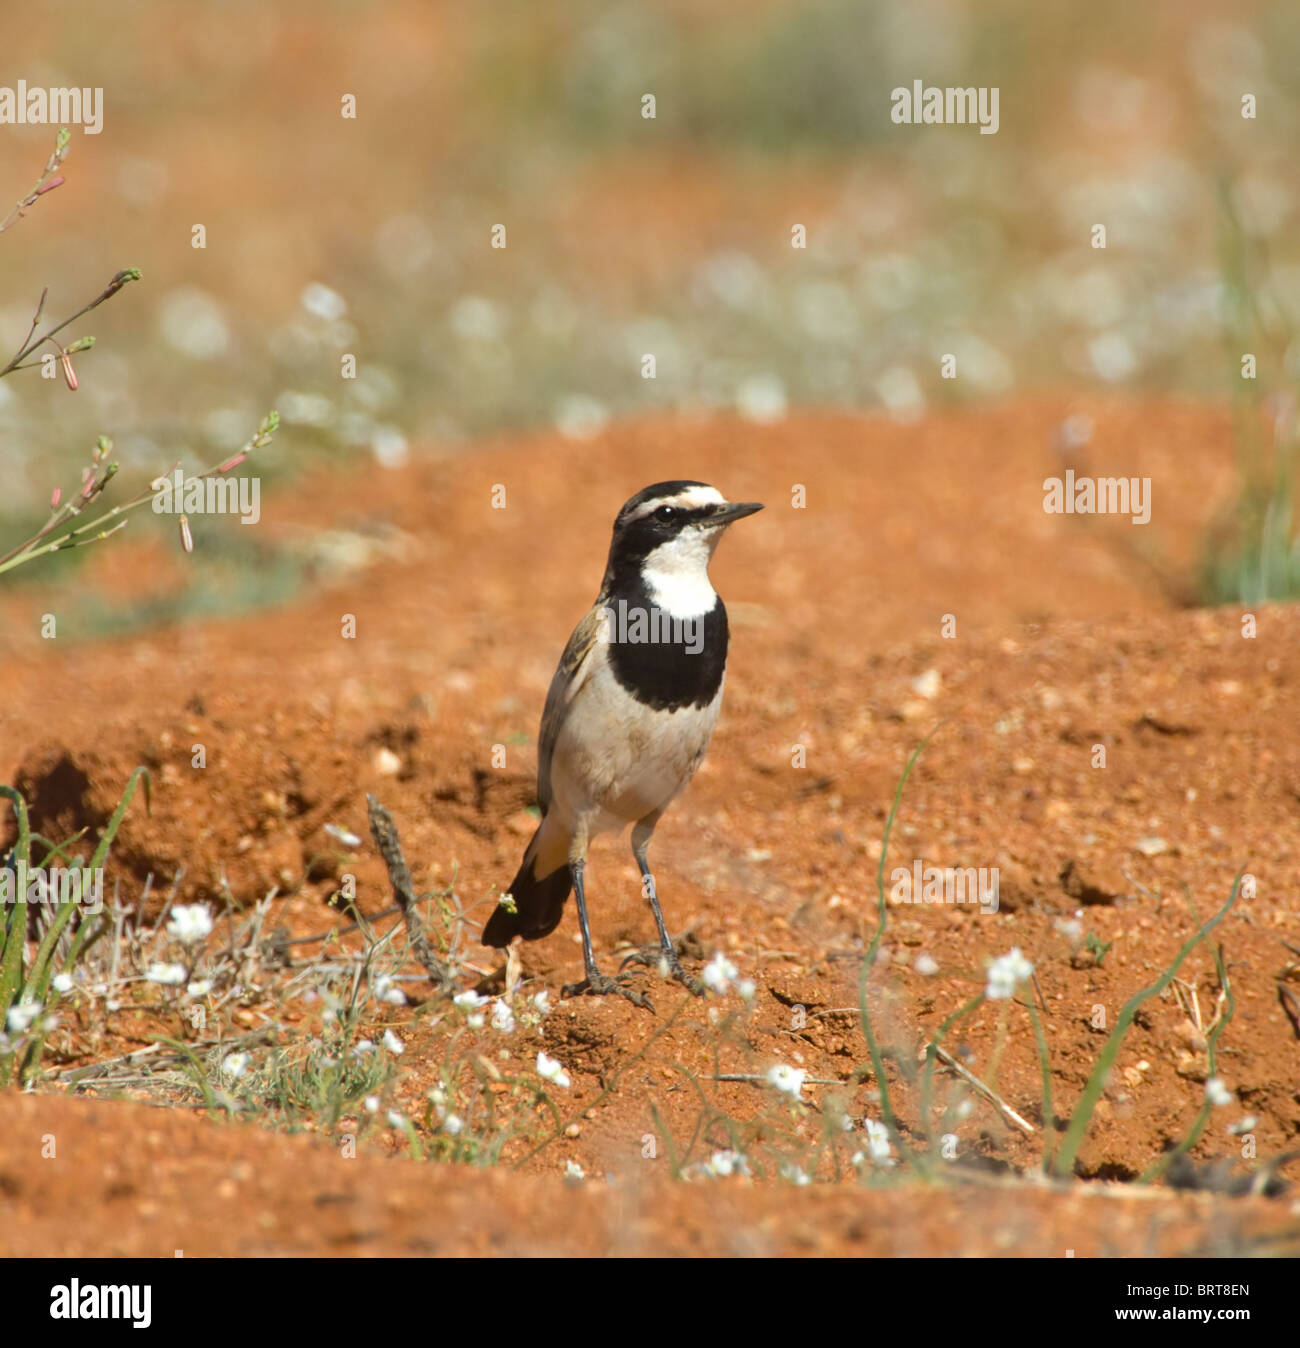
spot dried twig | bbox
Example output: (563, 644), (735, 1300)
(708, 1072), (846, 1087)
(933, 1044), (1036, 1134)
(1277, 982), (1300, 1041)
(365, 794), (455, 994)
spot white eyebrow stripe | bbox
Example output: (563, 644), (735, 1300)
(627, 485), (727, 521)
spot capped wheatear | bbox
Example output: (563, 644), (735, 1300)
(482, 481), (762, 1007)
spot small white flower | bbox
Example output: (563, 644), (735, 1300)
(374, 974), (408, 1007)
(450, 294), (503, 342)
(382, 1029), (404, 1056)
(6, 1001), (41, 1034)
(370, 425), (408, 469)
(537, 1051), (571, 1089)
(364, 1095), (380, 1114)
(323, 822), (362, 848)
(781, 1162), (811, 1186)
(301, 282), (348, 322)
(221, 1052), (249, 1079)
(863, 1118), (893, 1163)
(145, 962), (187, 986)
(563, 1160), (585, 1183)
(1205, 1077), (1233, 1108)
(442, 1113), (463, 1135)
(491, 1000), (516, 1033)
(701, 952), (738, 995)
(736, 374), (787, 425)
(532, 990), (551, 1015)
(913, 953), (939, 976)
(386, 1109), (406, 1129)
(428, 1085), (447, 1108)
(1227, 1115), (1257, 1136)
(454, 990), (489, 1012)
(166, 904), (214, 945)
(737, 978), (756, 1002)
(51, 973), (74, 995)
(186, 979), (212, 998)
(705, 1149), (751, 1178)
(1053, 916), (1083, 944)
(765, 1064), (807, 1099)
(554, 395), (609, 442)
(985, 947), (1034, 1000)
(353, 1038), (375, 1055)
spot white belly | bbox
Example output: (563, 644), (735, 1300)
(549, 663), (724, 836)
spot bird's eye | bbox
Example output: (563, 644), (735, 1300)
(654, 505), (677, 522)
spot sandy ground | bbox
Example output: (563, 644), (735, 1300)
(2, 398), (1299, 1256)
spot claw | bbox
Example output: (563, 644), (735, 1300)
(618, 944), (704, 997)
(562, 970), (655, 1012)
(619, 947), (671, 975)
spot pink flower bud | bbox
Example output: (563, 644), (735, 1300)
(178, 514), (193, 554)
(60, 351), (77, 391)
(50, 487), (61, 509)
(217, 452), (248, 473)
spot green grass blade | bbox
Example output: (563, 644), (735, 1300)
(856, 734), (931, 1152)
(88, 767), (151, 872)
(1053, 873), (1243, 1179)
(0, 785), (32, 1013)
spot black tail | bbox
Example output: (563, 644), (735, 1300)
(482, 823), (572, 947)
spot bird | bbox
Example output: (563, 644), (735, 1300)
(481, 480), (763, 1007)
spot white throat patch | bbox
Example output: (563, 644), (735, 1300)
(642, 529), (721, 618)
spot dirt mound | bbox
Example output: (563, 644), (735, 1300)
(1, 1092), (1292, 1257)
(2, 401), (1298, 1254)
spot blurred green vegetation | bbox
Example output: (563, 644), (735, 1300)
(0, 0), (1297, 619)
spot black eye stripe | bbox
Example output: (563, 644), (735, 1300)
(643, 504), (714, 522)
(617, 498), (723, 533)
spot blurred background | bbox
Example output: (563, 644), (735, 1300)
(1, 0), (1298, 629)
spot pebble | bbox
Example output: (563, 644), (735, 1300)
(374, 748), (402, 776)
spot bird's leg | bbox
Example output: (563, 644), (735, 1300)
(619, 822), (704, 996)
(562, 857), (653, 1011)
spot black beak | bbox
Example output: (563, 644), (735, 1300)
(714, 501), (764, 524)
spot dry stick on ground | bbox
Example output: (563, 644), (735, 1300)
(1277, 982), (1300, 1041)
(365, 793), (455, 994)
(710, 1073), (846, 1088)
(932, 1044), (1036, 1135)
(56, 1028), (277, 1085)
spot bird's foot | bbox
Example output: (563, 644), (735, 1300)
(562, 969), (655, 1012)
(619, 943), (705, 997)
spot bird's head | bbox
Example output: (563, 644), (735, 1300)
(604, 481), (763, 610)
